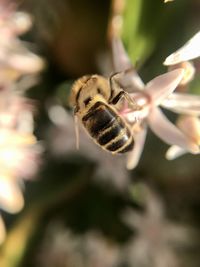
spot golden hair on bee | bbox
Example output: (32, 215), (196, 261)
(70, 73), (137, 154)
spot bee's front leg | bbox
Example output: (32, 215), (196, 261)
(109, 70), (139, 109)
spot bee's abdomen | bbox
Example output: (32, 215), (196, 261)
(82, 102), (134, 154)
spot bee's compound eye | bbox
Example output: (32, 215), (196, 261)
(84, 97), (92, 106)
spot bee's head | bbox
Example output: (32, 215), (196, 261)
(70, 75), (110, 114)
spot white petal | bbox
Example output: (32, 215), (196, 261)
(7, 52), (45, 73)
(111, 38), (144, 90)
(162, 93), (200, 116)
(148, 107), (199, 153)
(0, 177), (24, 213)
(126, 127), (147, 169)
(164, 31), (200, 65)
(145, 69), (184, 106)
(112, 37), (133, 72)
(166, 145), (187, 160)
(11, 12), (32, 34)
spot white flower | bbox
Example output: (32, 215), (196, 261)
(163, 30), (200, 159)
(112, 38), (200, 169)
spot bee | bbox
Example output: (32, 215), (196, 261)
(70, 73), (137, 154)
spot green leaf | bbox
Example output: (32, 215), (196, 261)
(121, 0), (188, 66)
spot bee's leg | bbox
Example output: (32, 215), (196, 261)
(109, 70), (139, 109)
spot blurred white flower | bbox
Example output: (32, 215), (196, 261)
(0, 0), (44, 244)
(37, 223), (120, 267)
(112, 38), (200, 169)
(122, 184), (196, 267)
(36, 186), (198, 267)
(0, 92), (42, 241)
(0, 1), (45, 76)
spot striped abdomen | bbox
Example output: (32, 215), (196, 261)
(82, 102), (134, 154)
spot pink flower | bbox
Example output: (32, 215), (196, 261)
(163, 30), (200, 159)
(112, 38), (200, 169)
